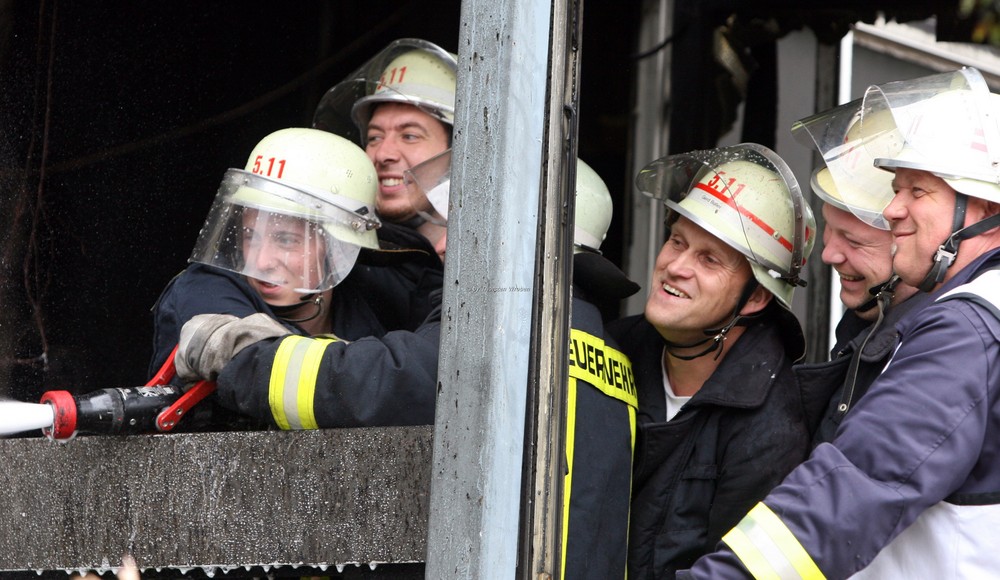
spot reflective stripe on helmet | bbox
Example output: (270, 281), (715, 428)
(691, 179), (794, 254)
(723, 503), (826, 580)
(268, 335), (339, 430)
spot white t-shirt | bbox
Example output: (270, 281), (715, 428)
(661, 347), (692, 421)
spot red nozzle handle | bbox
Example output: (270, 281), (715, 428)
(147, 345), (179, 387)
(40, 390), (77, 440)
(156, 379), (216, 432)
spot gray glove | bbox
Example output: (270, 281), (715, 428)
(175, 313), (289, 381)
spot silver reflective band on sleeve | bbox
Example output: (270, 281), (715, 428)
(722, 503), (826, 580)
(268, 335), (338, 430)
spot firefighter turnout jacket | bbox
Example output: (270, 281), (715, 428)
(609, 306), (814, 580)
(562, 251), (641, 579)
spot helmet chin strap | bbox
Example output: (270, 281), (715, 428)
(835, 274), (900, 420)
(269, 293), (325, 324)
(855, 275), (899, 314)
(662, 280), (761, 361)
(918, 193), (1000, 292)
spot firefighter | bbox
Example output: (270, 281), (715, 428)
(790, 101), (927, 447)
(682, 68), (1000, 579)
(167, 127), (439, 428)
(608, 143), (818, 580)
(312, 38), (455, 327)
(562, 159), (640, 579)
(150, 127), (440, 428)
(314, 38), (455, 236)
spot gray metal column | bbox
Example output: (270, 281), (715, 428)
(424, 0), (560, 577)
(518, 0), (581, 576)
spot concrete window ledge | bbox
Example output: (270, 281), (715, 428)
(0, 426), (432, 578)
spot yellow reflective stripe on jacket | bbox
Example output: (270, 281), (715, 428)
(268, 335), (338, 430)
(568, 329), (637, 409)
(723, 503), (826, 580)
(560, 375), (579, 580)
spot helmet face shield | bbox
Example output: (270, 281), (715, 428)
(792, 99), (896, 229)
(313, 39), (457, 144)
(637, 143), (814, 308)
(403, 147), (451, 226)
(190, 169), (367, 293)
(861, 68), (1000, 200)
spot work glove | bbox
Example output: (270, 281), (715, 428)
(175, 313), (289, 382)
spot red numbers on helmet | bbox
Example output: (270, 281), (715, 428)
(252, 155), (286, 179)
(706, 173), (746, 197)
(376, 66), (408, 91)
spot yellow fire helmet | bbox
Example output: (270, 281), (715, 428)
(313, 38), (457, 145)
(637, 143), (816, 310)
(189, 128), (380, 293)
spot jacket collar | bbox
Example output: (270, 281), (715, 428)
(682, 320), (788, 411)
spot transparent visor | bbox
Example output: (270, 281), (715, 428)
(403, 147), (451, 226)
(189, 169), (367, 293)
(312, 39), (457, 145)
(791, 98), (895, 230)
(859, 68), (1000, 184)
(636, 143), (810, 286)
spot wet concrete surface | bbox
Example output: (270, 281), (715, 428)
(0, 426), (432, 577)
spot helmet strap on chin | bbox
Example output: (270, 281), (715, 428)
(663, 279), (761, 361)
(270, 293), (324, 324)
(836, 274), (900, 420)
(855, 274), (900, 314)
(918, 193), (1000, 292)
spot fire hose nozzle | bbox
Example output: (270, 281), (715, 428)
(40, 390), (77, 439)
(40, 385), (185, 439)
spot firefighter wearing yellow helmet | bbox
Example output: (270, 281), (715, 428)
(314, 39), (457, 224)
(154, 126), (441, 432)
(152, 128), (386, 374)
(189, 127), (380, 306)
(609, 142), (819, 579)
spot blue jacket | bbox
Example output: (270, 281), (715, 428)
(683, 248), (1000, 579)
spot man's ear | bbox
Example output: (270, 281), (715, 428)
(739, 284), (773, 317)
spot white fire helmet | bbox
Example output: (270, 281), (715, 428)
(856, 67), (1000, 205)
(792, 98), (896, 229)
(574, 159), (614, 253)
(313, 38), (457, 145)
(636, 143), (816, 309)
(189, 128), (380, 294)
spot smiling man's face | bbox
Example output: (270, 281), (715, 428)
(644, 216), (754, 344)
(365, 102), (450, 222)
(820, 203), (895, 320)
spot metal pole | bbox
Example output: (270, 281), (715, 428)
(517, 0), (580, 576)
(424, 0), (559, 577)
